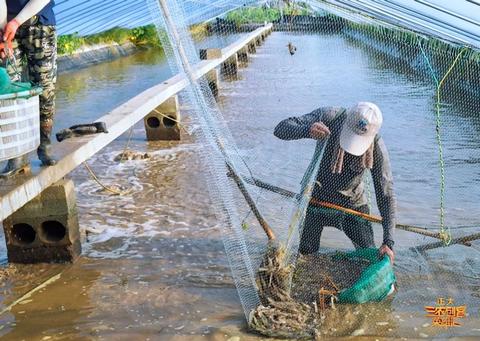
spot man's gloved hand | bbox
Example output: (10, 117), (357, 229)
(3, 19), (20, 45)
(379, 244), (394, 265)
(0, 41), (14, 60)
(309, 122), (331, 140)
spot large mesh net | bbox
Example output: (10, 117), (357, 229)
(145, 0), (480, 338)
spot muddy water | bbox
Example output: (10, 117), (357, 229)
(0, 31), (479, 340)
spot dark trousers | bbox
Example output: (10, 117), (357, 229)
(4, 19), (57, 125)
(299, 204), (375, 254)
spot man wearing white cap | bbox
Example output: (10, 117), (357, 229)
(274, 102), (396, 263)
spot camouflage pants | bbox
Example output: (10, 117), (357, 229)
(3, 18), (57, 125)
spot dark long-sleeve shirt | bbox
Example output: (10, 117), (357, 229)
(7, 0), (56, 25)
(274, 107), (396, 247)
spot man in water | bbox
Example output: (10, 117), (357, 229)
(0, 0), (57, 177)
(274, 102), (396, 263)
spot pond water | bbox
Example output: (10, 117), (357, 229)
(0, 30), (479, 340)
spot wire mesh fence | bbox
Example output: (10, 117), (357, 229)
(144, 0), (480, 338)
(144, 1), (480, 338)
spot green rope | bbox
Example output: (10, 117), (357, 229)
(417, 38), (467, 246)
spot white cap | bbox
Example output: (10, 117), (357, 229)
(340, 102), (383, 156)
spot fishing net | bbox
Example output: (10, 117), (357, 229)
(146, 0), (480, 338)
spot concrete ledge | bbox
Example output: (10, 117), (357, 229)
(0, 23), (273, 221)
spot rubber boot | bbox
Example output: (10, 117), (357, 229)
(37, 120), (57, 166)
(69, 122), (108, 133)
(56, 122), (108, 142)
(56, 128), (74, 142)
(0, 154), (30, 178)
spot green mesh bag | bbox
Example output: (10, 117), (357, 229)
(0, 67), (41, 99)
(336, 248), (396, 304)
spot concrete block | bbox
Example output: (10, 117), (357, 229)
(2, 179), (82, 263)
(144, 96), (181, 141)
(199, 48), (222, 60)
(237, 47), (248, 65)
(199, 48), (222, 98)
(205, 69), (219, 98)
(247, 42), (256, 54)
(221, 55), (238, 78)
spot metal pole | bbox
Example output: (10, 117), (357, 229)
(61, 2), (144, 34)
(466, 0), (480, 6)
(81, 9), (149, 35)
(325, 0), (475, 46)
(412, 233), (480, 252)
(348, 0), (479, 44)
(236, 173), (474, 244)
(414, 0), (480, 27)
(376, 0), (480, 40)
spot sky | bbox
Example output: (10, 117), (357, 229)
(53, 0), (480, 48)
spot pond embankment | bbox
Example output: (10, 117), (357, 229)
(56, 23), (208, 74)
(57, 42), (139, 73)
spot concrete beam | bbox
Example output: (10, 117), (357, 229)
(0, 23), (273, 221)
(219, 23), (272, 59)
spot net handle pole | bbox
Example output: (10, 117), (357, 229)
(227, 165), (275, 240)
(157, 0), (275, 241)
(412, 232), (480, 252)
(237, 174), (470, 243)
(309, 199), (445, 240)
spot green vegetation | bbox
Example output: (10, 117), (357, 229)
(226, 8), (282, 25)
(225, 4), (311, 25)
(57, 4), (317, 55)
(57, 23), (208, 56)
(190, 23), (210, 40)
(57, 26), (156, 55)
(57, 34), (85, 55)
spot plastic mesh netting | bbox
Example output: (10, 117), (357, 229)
(147, 1), (480, 338)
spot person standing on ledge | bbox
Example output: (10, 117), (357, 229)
(274, 102), (396, 264)
(0, 0), (57, 177)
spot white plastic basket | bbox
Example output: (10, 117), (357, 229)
(0, 90), (41, 162)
